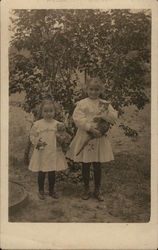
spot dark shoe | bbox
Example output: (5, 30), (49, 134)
(94, 190), (104, 202)
(38, 191), (45, 200)
(49, 191), (59, 199)
(81, 189), (91, 200)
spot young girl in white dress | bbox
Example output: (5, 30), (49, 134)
(29, 99), (68, 200)
(66, 77), (118, 201)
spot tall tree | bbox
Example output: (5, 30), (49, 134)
(9, 9), (151, 120)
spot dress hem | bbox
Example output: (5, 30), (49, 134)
(29, 168), (67, 172)
(66, 156), (114, 164)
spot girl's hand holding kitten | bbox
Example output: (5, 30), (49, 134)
(57, 123), (65, 131)
(94, 112), (108, 119)
(36, 138), (47, 150)
(89, 126), (101, 138)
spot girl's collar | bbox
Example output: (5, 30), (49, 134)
(87, 97), (111, 104)
(43, 118), (55, 123)
(87, 97), (99, 102)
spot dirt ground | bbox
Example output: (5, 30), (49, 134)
(9, 91), (150, 223)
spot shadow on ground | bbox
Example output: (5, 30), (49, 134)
(9, 153), (150, 223)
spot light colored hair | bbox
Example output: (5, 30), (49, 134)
(84, 76), (104, 92)
(37, 99), (55, 120)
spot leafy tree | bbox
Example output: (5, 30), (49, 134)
(9, 9), (151, 128)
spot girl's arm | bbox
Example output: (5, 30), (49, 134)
(100, 104), (118, 124)
(56, 122), (65, 132)
(30, 123), (40, 146)
(73, 101), (91, 131)
(56, 121), (71, 148)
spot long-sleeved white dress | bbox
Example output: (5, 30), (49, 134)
(66, 97), (118, 163)
(29, 119), (68, 172)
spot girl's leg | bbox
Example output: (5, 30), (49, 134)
(48, 171), (58, 199)
(38, 171), (46, 199)
(48, 171), (55, 193)
(82, 163), (91, 200)
(93, 162), (104, 201)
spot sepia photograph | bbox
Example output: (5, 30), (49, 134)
(8, 8), (151, 223)
(1, 0), (158, 249)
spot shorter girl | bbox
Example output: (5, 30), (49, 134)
(29, 99), (68, 200)
(66, 77), (118, 201)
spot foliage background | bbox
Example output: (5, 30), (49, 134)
(9, 9), (151, 222)
(9, 9), (151, 119)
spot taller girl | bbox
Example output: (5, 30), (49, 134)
(67, 77), (118, 201)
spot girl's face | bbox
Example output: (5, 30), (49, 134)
(87, 83), (102, 99)
(42, 104), (55, 121)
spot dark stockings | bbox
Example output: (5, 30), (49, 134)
(38, 171), (55, 193)
(82, 163), (91, 190)
(93, 162), (101, 191)
(82, 162), (101, 191)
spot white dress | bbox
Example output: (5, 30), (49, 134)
(66, 98), (118, 163)
(29, 119), (68, 172)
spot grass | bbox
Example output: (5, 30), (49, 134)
(102, 154), (150, 222)
(9, 92), (151, 222)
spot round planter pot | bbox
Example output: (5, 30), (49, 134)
(9, 180), (28, 215)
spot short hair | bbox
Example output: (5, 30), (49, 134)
(41, 99), (55, 108)
(36, 99), (55, 120)
(85, 76), (104, 92)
